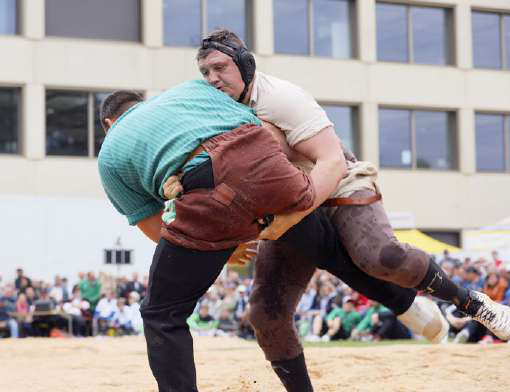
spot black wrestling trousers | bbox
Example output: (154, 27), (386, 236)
(140, 239), (233, 392)
(138, 158), (334, 391)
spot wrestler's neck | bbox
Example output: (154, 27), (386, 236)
(239, 81), (255, 106)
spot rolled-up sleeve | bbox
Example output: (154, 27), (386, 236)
(98, 163), (162, 225)
(258, 83), (333, 148)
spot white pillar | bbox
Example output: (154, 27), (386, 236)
(142, 0), (163, 48)
(455, 3), (472, 69)
(21, 0), (45, 40)
(253, 0), (273, 55)
(22, 84), (46, 160)
(357, 0), (376, 63)
(458, 107), (476, 174)
(360, 102), (379, 164)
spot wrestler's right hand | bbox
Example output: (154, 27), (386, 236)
(163, 175), (183, 199)
(227, 241), (259, 266)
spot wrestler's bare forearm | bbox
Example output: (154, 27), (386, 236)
(137, 210), (164, 243)
(258, 126), (346, 240)
(293, 126), (346, 207)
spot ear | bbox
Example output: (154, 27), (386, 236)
(104, 118), (115, 132)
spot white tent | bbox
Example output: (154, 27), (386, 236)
(463, 216), (510, 263)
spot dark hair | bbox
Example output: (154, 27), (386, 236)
(196, 28), (246, 61)
(100, 90), (144, 130)
(466, 266), (480, 275)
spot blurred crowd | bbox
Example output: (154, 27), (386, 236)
(1, 249), (509, 344)
(437, 250), (510, 344)
(0, 270), (146, 338)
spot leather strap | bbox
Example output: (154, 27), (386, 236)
(322, 193), (382, 207)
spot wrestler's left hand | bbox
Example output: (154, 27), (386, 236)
(227, 240), (259, 265)
(163, 175), (183, 199)
(258, 210), (307, 240)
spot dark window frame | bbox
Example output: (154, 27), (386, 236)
(163, 0), (254, 50)
(475, 111), (510, 173)
(319, 102), (360, 158)
(45, 89), (116, 158)
(472, 9), (510, 70)
(45, 0), (142, 42)
(274, 0), (357, 59)
(376, 1), (455, 66)
(0, 86), (22, 155)
(379, 106), (458, 171)
(0, 0), (19, 35)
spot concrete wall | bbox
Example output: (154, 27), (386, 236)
(1, 0), (510, 277)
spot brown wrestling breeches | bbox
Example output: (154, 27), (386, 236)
(330, 189), (430, 289)
(249, 240), (316, 361)
(161, 124), (315, 251)
(249, 190), (429, 362)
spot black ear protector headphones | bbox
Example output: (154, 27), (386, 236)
(201, 37), (256, 103)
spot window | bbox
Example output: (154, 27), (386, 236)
(274, 0), (354, 58)
(0, 88), (20, 154)
(379, 108), (456, 170)
(475, 113), (510, 172)
(163, 0), (252, 48)
(376, 2), (452, 65)
(321, 105), (358, 156)
(45, 0), (140, 41)
(46, 90), (112, 157)
(472, 11), (510, 70)
(0, 0), (17, 35)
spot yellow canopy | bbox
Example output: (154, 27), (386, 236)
(394, 229), (462, 254)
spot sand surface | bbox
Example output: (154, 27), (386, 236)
(1, 336), (509, 392)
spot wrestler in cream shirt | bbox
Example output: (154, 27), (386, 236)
(248, 72), (378, 198)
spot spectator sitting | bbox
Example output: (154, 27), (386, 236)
(441, 260), (453, 277)
(62, 287), (89, 337)
(321, 296), (362, 342)
(24, 286), (37, 308)
(461, 266), (484, 291)
(215, 308), (238, 337)
(125, 272), (145, 300)
(306, 283), (337, 341)
(187, 304), (218, 337)
(49, 275), (69, 304)
(14, 268), (32, 293)
(369, 304), (411, 341)
(117, 276), (129, 299)
(351, 301), (388, 341)
(94, 290), (117, 335)
(127, 291), (143, 335)
(491, 250), (504, 268)
(439, 250), (459, 267)
(0, 284), (17, 309)
(15, 293), (33, 337)
(296, 281), (317, 337)
(80, 272), (102, 311)
(349, 290), (370, 313)
(31, 288), (61, 336)
(0, 298), (19, 338)
(233, 285), (249, 322)
(446, 304), (487, 344)
(483, 271), (508, 302)
(112, 298), (135, 336)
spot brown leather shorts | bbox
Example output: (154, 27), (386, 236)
(161, 124), (315, 251)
